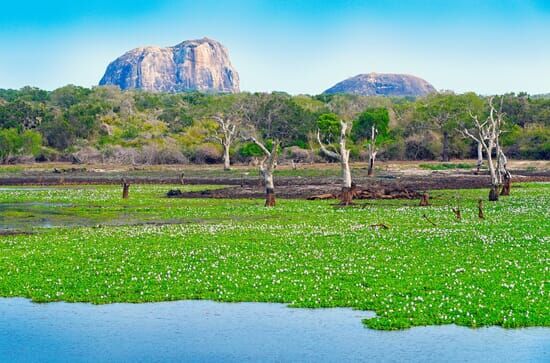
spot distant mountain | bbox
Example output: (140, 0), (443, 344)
(323, 73), (436, 97)
(99, 37), (239, 93)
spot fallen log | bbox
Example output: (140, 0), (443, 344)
(307, 193), (336, 200)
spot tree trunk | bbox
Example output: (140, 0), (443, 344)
(501, 173), (511, 196)
(498, 150), (511, 196)
(367, 125), (377, 176)
(122, 179), (130, 199)
(367, 155), (374, 176)
(340, 187), (353, 205)
(339, 122), (352, 205)
(223, 144), (231, 171)
(442, 131), (450, 162)
(478, 199), (484, 219)
(265, 188), (276, 207)
(419, 193), (430, 206)
(264, 172), (275, 207)
(476, 142), (483, 175)
(340, 155), (352, 205)
(452, 207), (461, 220)
(485, 147), (500, 200)
(489, 184), (499, 201)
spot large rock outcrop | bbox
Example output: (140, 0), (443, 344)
(99, 37), (239, 93)
(324, 73), (436, 97)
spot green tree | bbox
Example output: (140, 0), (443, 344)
(352, 107), (390, 142)
(415, 92), (483, 161)
(51, 85), (91, 108)
(353, 108), (391, 175)
(0, 128), (42, 163)
(317, 113), (341, 145)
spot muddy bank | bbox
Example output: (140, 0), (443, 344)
(166, 174), (548, 199)
(1, 172), (548, 186)
(1, 168), (548, 200)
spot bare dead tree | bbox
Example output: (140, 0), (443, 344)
(460, 96), (508, 201)
(207, 114), (239, 171)
(367, 124), (378, 176)
(317, 120), (353, 205)
(247, 136), (279, 207)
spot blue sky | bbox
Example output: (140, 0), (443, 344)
(0, 0), (549, 94)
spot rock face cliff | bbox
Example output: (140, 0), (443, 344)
(99, 37), (239, 93)
(324, 73), (436, 97)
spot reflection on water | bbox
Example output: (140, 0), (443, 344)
(1, 298), (548, 363)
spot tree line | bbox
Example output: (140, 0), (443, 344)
(0, 85), (548, 166)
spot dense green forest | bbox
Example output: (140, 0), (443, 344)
(0, 85), (548, 164)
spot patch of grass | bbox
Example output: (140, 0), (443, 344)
(0, 183), (548, 330)
(419, 163), (475, 170)
(0, 165), (25, 174)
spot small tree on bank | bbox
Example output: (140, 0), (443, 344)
(317, 113), (353, 205)
(352, 108), (390, 176)
(460, 96), (509, 201)
(206, 113), (240, 171)
(246, 137), (279, 206)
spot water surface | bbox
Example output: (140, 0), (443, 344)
(1, 298), (548, 362)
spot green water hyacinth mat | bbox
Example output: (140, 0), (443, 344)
(0, 183), (548, 330)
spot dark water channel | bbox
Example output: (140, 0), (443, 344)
(1, 298), (548, 362)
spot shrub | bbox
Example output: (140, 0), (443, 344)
(0, 128), (42, 163)
(192, 144), (222, 164)
(383, 137), (406, 160)
(40, 117), (75, 150)
(102, 146), (139, 164)
(35, 146), (62, 162)
(156, 146), (188, 164)
(516, 125), (550, 159)
(405, 132), (441, 160)
(137, 144), (187, 164)
(283, 146), (312, 162)
(239, 142), (265, 158)
(72, 147), (103, 164)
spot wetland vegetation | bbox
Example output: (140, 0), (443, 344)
(0, 183), (548, 330)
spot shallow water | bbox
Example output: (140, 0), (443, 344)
(0, 202), (88, 230)
(1, 298), (548, 362)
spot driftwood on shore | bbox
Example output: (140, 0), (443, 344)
(307, 187), (420, 201)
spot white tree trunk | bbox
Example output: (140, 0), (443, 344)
(317, 120), (354, 205)
(485, 145), (499, 201)
(211, 115), (237, 171)
(261, 155), (276, 207)
(476, 141), (483, 173)
(486, 146), (496, 184)
(262, 167), (274, 191)
(339, 121), (353, 204)
(462, 96), (506, 201)
(339, 121), (352, 189)
(223, 143), (231, 171)
(249, 137), (278, 206)
(341, 155), (351, 188)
